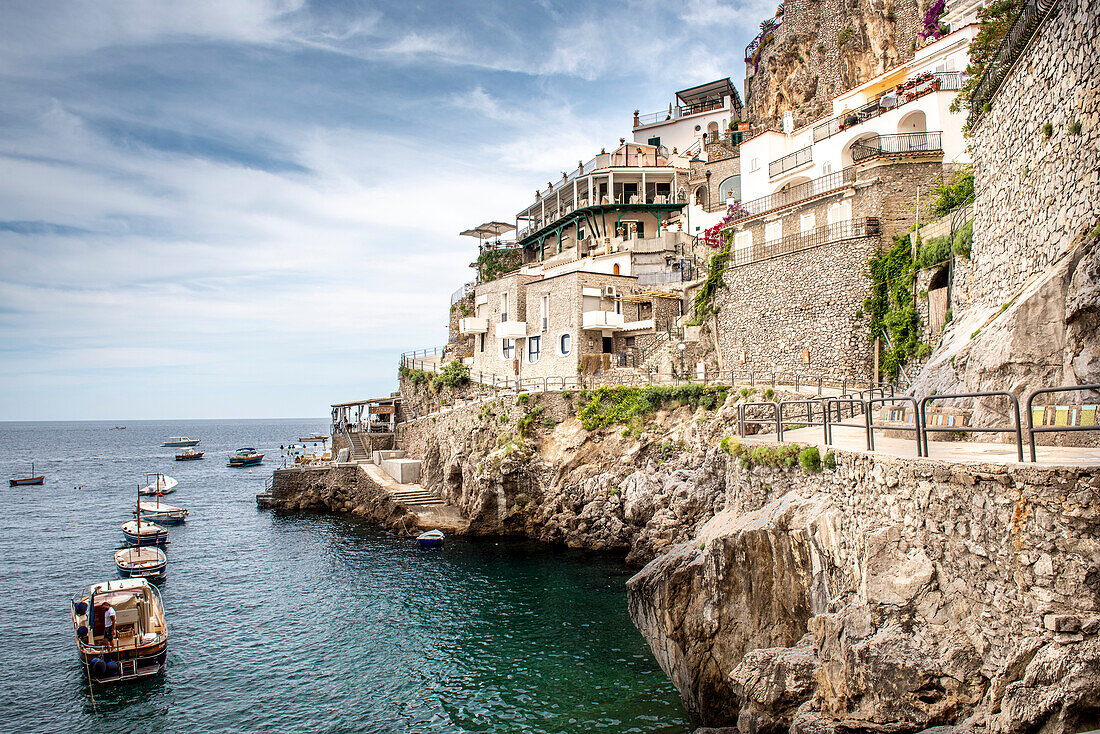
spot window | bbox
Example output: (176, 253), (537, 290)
(800, 212), (816, 233)
(821, 162), (834, 175)
(528, 335), (541, 363)
(827, 200), (852, 225)
(647, 136), (661, 147)
(560, 333), (571, 355)
(479, 333), (485, 353)
(750, 157), (760, 172)
(734, 230), (753, 251)
(718, 175), (741, 202)
(540, 295), (549, 332)
(502, 339), (514, 359)
(577, 225), (586, 241)
(500, 293), (508, 322)
(764, 219), (783, 243)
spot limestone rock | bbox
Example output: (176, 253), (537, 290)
(991, 637), (1100, 733)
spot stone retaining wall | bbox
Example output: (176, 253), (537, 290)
(967, 0), (1100, 308)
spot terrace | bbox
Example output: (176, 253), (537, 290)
(723, 167), (858, 228)
(728, 217), (880, 268)
(769, 145), (813, 178)
(812, 71), (964, 143)
(633, 78), (739, 129)
(850, 131), (944, 162)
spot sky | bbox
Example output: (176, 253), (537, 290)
(0, 0), (768, 421)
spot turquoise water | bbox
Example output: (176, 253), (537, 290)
(0, 420), (689, 733)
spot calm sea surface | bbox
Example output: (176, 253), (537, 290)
(0, 419), (689, 733)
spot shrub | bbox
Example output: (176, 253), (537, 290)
(516, 393), (529, 404)
(1069, 120), (1082, 135)
(838, 27), (853, 46)
(577, 385), (730, 431)
(541, 417), (556, 430)
(944, 306), (953, 324)
(688, 243), (732, 325)
(930, 169), (974, 218)
(952, 0), (1024, 125)
(429, 360), (470, 392)
(866, 231), (924, 378)
(915, 342), (933, 359)
(952, 220), (973, 258)
(917, 235), (952, 269)
(562, 390), (572, 399)
(799, 446), (822, 473)
(764, 388), (775, 400)
(720, 437), (745, 457)
(1042, 122), (1053, 138)
(823, 450), (837, 471)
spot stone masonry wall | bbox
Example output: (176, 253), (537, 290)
(967, 0), (1100, 308)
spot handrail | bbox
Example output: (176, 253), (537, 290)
(1025, 384), (1100, 461)
(866, 396), (923, 456)
(919, 391), (1023, 462)
(777, 399), (829, 444)
(769, 146), (812, 178)
(728, 217), (880, 268)
(812, 72), (964, 143)
(969, 0), (1058, 123)
(851, 132), (943, 163)
(739, 401), (781, 438)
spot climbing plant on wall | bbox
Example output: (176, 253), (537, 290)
(476, 249), (522, 283)
(865, 232), (929, 379)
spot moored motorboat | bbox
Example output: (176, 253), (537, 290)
(174, 448), (204, 461)
(162, 436), (200, 447)
(121, 520), (168, 547)
(114, 547), (167, 582)
(9, 462), (44, 487)
(228, 447), (264, 467)
(71, 578), (168, 684)
(297, 433), (329, 443)
(138, 474), (178, 496)
(417, 529), (445, 547)
(133, 501), (188, 525)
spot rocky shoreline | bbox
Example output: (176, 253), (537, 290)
(271, 388), (1100, 733)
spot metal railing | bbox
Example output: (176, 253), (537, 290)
(450, 281), (475, 306)
(813, 72), (964, 143)
(739, 401), (781, 437)
(1026, 384), (1100, 461)
(769, 146), (812, 178)
(969, 0), (1058, 122)
(400, 346), (444, 368)
(851, 132), (943, 162)
(724, 167), (856, 226)
(919, 391), (1024, 462)
(866, 395), (923, 456)
(637, 264), (696, 286)
(745, 18), (783, 63)
(778, 399), (829, 443)
(728, 217), (880, 268)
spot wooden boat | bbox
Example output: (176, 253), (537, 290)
(133, 501), (188, 525)
(417, 529), (444, 547)
(228, 447), (264, 467)
(297, 433), (329, 443)
(174, 448), (205, 461)
(121, 520), (168, 547)
(138, 473), (178, 496)
(161, 436), (199, 447)
(110, 426), (127, 430)
(9, 462), (44, 487)
(114, 547), (167, 582)
(71, 578), (168, 684)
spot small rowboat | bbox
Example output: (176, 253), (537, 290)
(9, 462), (44, 487)
(133, 501), (188, 525)
(174, 449), (204, 461)
(121, 520), (168, 547)
(71, 578), (168, 684)
(114, 547), (167, 582)
(138, 474), (177, 496)
(416, 529), (444, 548)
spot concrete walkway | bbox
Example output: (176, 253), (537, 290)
(766, 424), (1100, 467)
(358, 463), (469, 532)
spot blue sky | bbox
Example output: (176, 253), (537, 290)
(0, 0), (767, 420)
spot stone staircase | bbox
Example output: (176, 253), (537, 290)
(347, 432), (370, 460)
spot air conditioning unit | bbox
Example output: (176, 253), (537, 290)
(603, 285), (618, 298)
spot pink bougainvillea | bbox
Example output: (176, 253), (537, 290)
(702, 202), (749, 247)
(919, 0), (947, 40)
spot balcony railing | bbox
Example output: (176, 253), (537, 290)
(769, 146), (812, 178)
(850, 131), (943, 162)
(969, 0), (1056, 122)
(724, 167), (857, 227)
(813, 71), (964, 143)
(582, 311), (625, 330)
(450, 281), (476, 306)
(635, 99), (728, 128)
(458, 317), (488, 335)
(728, 217), (880, 268)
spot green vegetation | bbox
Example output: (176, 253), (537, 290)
(1070, 120), (1082, 135)
(517, 404), (546, 438)
(720, 436), (742, 456)
(1042, 122), (1053, 139)
(952, 220), (973, 258)
(971, 328), (982, 339)
(687, 242), (732, 326)
(475, 249), (522, 283)
(917, 234), (952, 269)
(944, 306), (953, 325)
(823, 450), (837, 471)
(764, 388), (775, 400)
(431, 360), (470, 392)
(516, 393), (529, 404)
(951, 0), (1023, 126)
(578, 385), (731, 435)
(399, 365), (430, 387)
(865, 231), (929, 379)
(562, 390), (572, 400)
(929, 168), (974, 218)
(541, 416), (556, 430)
(838, 26), (854, 46)
(798, 446), (822, 473)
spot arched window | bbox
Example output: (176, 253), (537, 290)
(707, 121), (720, 140)
(613, 263), (621, 275)
(694, 185), (708, 207)
(559, 333), (572, 355)
(717, 175), (741, 203)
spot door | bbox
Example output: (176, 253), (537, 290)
(602, 336), (613, 354)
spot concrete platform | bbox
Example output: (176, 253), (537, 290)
(381, 457), (421, 483)
(372, 449), (405, 465)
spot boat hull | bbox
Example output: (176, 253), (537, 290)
(162, 439), (199, 447)
(115, 550), (167, 583)
(174, 452), (204, 461)
(135, 512), (186, 525)
(78, 642), (168, 684)
(9, 476), (44, 486)
(417, 530), (445, 547)
(121, 529), (168, 547)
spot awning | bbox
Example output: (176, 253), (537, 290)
(676, 78), (737, 106)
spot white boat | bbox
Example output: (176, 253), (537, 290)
(71, 578), (168, 684)
(133, 501), (188, 525)
(138, 474), (178, 496)
(162, 437), (199, 447)
(417, 529), (444, 547)
(114, 546), (167, 582)
(121, 520), (168, 546)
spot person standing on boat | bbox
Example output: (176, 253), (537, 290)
(104, 604), (116, 650)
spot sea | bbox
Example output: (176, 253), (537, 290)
(0, 419), (690, 733)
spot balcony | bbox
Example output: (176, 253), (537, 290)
(728, 217), (881, 269)
(634, 99), (729, 128)
(582, 311), (625, 330)
(851, 132), (943, 163)
(459, 317), (488, 335)
(769, 146), (812, 178)
(723, 167), (857, 228)
(813, 72), (964, 143)
(496, 320), (527, 339)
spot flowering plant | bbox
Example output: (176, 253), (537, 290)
(702, 202), (749, 247)
(919, 0), (947, 40)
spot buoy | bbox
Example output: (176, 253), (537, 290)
(75, 601), (87, 615)
(91, 658), (106, 679)
(105, 660), (120, 677)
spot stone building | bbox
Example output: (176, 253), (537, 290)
(630, 78), (744, 154)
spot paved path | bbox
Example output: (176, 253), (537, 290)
(761, 424), (1100, 468)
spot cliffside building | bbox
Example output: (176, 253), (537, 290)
(630, 78), (744, 154)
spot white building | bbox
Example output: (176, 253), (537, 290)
(631, 78), (744, 154)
